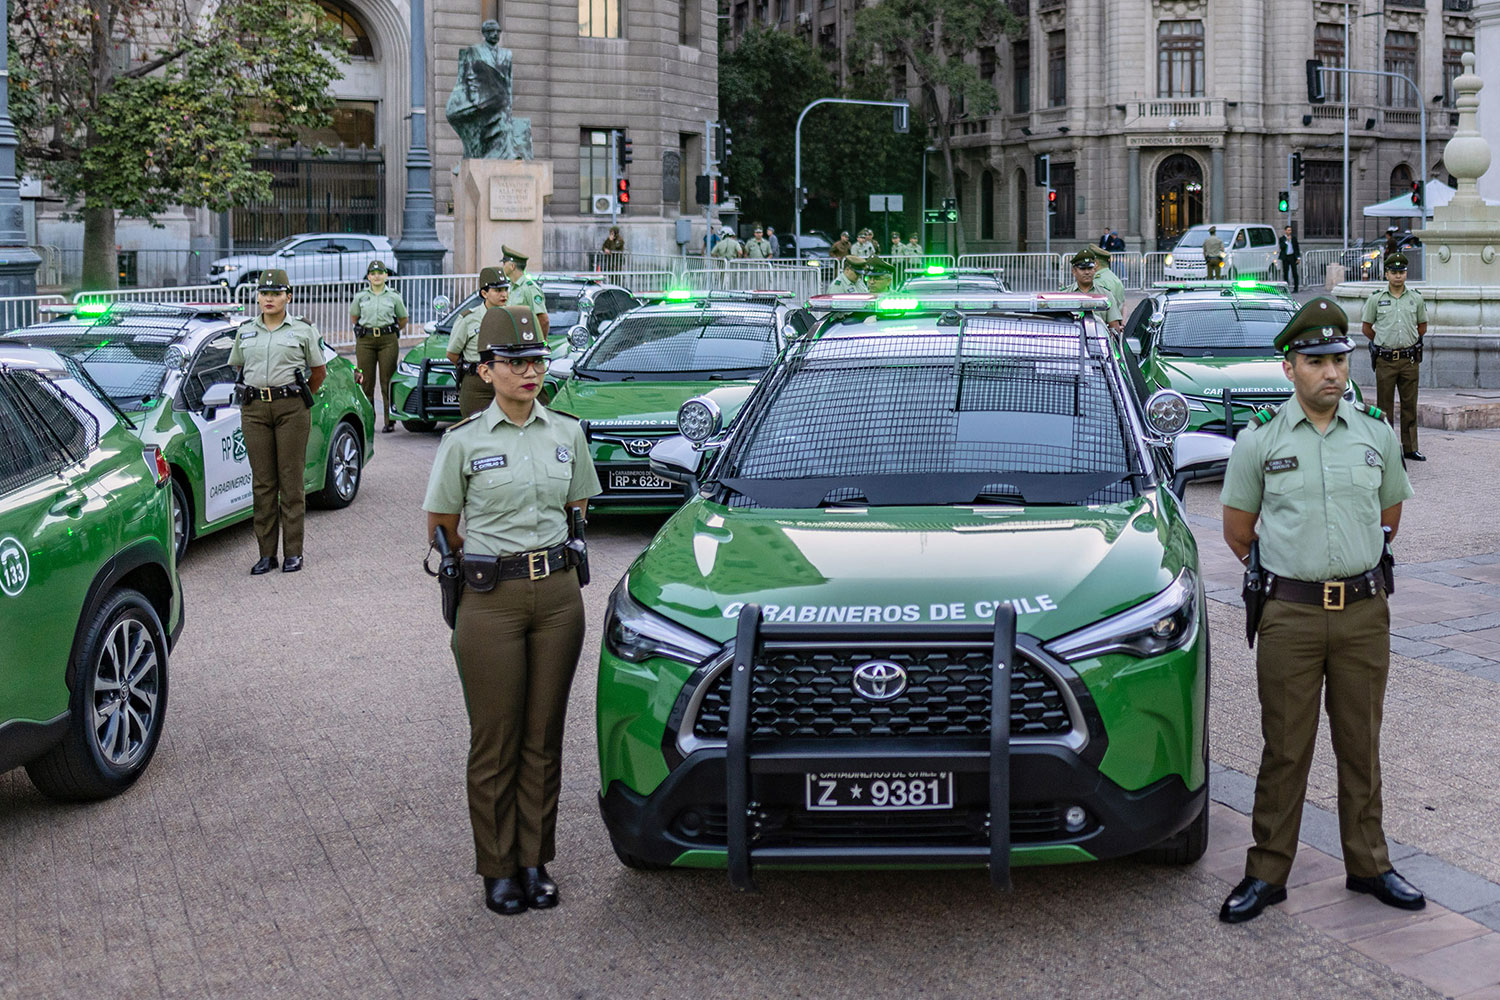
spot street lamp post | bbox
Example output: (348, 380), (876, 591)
(0, 0), (42, 297)
(793, 97), (911, 259)
(392, 0), (448, 276)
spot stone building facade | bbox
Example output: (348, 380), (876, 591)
(735, 0), (1476, 253)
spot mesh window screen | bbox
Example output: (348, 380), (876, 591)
(18, 317), (188, 409)
(1160, 304), (1293, 351)
(0, 371), (98, 497)
(585, 309), (779, 374)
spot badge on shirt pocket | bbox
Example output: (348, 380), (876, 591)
(556, 446), (570, 462)
(471, 455), (507, 472)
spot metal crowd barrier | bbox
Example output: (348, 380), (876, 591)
(0, 294), (69, 334)
(74, 284), (234, 307)
(234, 274), (483, 348)
(954, 253), (1065, 292)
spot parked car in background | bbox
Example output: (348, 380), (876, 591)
(208, 234), (395, 291)
(1163, 224), (1279, 279)
(787, 233), (834, 260)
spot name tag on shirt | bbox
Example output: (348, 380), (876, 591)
(239, 329), (257, 339)
(1264, 457), (1299, 474)
(1380, 299), (1392, 307)
(471, 455), (507, 472)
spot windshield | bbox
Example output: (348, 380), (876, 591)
(579, 310), (779, 377)
(1159, 303), (1295, 353)
(718, 324), (1137, 508)
(1173, 228), (1211, 249)
(16, 324), (180, 411)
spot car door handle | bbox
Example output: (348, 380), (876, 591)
(50, 490), (87, 517)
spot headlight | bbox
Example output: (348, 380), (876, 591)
(397, 360), (421, 378)
(1045, 569), (1198, 661)
(604, 577), (720, 666)
(216, 264), (240, 273)
(1164, 254), (1174, 267)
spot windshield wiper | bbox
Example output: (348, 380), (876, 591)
(571, 368), (600, 380)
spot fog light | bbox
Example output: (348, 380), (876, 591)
(675, 810), (704, 838)
(1064, 806), (1088, 832)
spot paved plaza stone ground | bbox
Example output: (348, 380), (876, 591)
(3, 423), (1500, 999)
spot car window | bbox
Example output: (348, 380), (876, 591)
(1231, 230), (1248, 249)
(0, 371), (95, 495)
(1249, 228), (1276, 248)
(343, 238), (373, 253)
(183, 334), (238, 410)
(580, 311), (779, 376)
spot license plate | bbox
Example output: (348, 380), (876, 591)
(609, 469), (674, 492)
(442, 390), (459, 405)
(805, 771), (955, 811)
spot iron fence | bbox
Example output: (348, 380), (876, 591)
(0, 294), (69, 335)
(232, 274), (483, 348)
(73, 284), (234, 308)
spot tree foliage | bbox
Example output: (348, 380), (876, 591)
(10, 0), (346, 286)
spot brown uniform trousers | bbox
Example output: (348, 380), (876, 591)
(354, 331), (400, 421)
(458, 371), (492, 419)
(240, 395), (311, 559)
(1374, 356), (1420, 453)
(1246, 595), (1393, 885)
(452, 567), (585, 878)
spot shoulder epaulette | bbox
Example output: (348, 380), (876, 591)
(459, 307), (477, 318)
(1252, 404), (1279, 425)
(445, 412), (483, 433)
(1353, 402), (1384, 420)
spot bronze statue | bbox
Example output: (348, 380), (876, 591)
(445, 20), (534, 160)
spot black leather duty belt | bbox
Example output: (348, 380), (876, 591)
(1373, 346), (1420, 362)
(463, 544), (569, 586)
(355, 323), (400, 337)
(244, 384), (301, 402)
(1268, 571), (1384, 611)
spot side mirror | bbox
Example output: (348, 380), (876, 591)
(567, 324), (590, 350)
(1143, 388), (1190, 439)
(201, 381), (237, 420)
(648, 435), (702, 491)
(280, 249), (296, 257)
(1169, 432), (1236, 496)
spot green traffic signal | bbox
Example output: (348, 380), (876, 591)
(1278, 190), (1290, 213)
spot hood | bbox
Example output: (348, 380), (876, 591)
(1152, 355), (1293, 400)
(550, 378), (753, 430)
(627, 495), (1193, 645)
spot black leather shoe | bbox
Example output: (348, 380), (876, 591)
(282, 556), (303, 573)
(250, 556), (278, 575)
(1347, 870), (1426, 910)
(483, 876), (528, 916)
(1219, 877), (1287, 924)
(1403, 451), (1426, 462)
(382, 423), (395, 433)
(520, 866), (559, 909)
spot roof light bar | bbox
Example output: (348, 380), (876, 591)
(1151, 280), (1289, 292)
(923, 265), (948, 275)
(41, 301), (245, 318)
(807, 292), (1108, 313)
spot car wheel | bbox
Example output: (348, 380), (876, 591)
(1135, 774), (1210, 865)
(402, 419), (437, 433)
(310, 420), (362, 509)
(169, 477), (191, 562)
(25, 588), (170, 801)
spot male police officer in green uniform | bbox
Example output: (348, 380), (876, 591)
(1064, 249), (1123, 333)
(743, 225), (773, 259)
(1086, 245), (1127, 314)
(863, 257), (895, 295)
(229, 269), (327, 575)
(424, 305), (601, 916)
(1361, 252), (1428, 461)
(827, 255), (868, 294)
(1218, 296), (1422, 924)
(350, 260), (409, 433)
(501, 245), (549, 338)
(1202, 226), (1226, 279)
(448, 267), (510, 419)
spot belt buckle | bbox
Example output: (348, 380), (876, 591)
(527, 550), (550, 581)
(1322, 581), (1345, 611)
(257, 387), (273, 403)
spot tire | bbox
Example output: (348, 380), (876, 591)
(610, 835), (671, 871)
(402, 419), (437, 433)
(1136, 775), (1210, 865)
(169, 476), (191, 562)
(310, 421), (362, 509)
(26, 588), (170, 801)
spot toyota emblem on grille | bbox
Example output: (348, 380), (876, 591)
(624, 438), (654, 457)
(851, 660), (908, 702)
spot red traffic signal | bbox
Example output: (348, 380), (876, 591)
(1410, 181), (1422, 207)
(1047, 189), (1058, 213)
(617, 177), (630, 207)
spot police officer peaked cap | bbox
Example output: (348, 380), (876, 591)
(1069, 249), (1098, 267)
(257, 269), (291, 291)
(844, 255), (868, 271)
(1385, 252), (1410, 271)
(500, 245), (529, 266)
(366, 260), (390, 274)
(478, 265), (509, 290)
(476, 305), (548, 360)
(1086, 244), (1112, 262)
(863, 257), (895, 275)
(1274, 296), (1355, 355)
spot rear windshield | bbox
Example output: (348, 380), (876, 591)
(13, 323), (181, 411)
(1159, 303), (1295, 353)
(579, 310), (778, 378)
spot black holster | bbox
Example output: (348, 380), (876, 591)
(1242, 540), (1267, 649)
(1380, 527), (1396, 595)
(425, 526), (464, 629)
(353, 322), (369, 338)
(566, 507), (590, 587)
(293, 370), (315, 408)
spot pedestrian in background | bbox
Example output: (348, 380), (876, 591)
(1361, 252), (1427, 461)
(710, 226), (742, 261)
(744, 225), (773, 259)
(830, 231), (851, 260)
(1098, 229), (1112, 249)
(424, 305), (600, 917)
(349, 260), (408, 434)
(502, 245), (549, 338)
(905, 234), (922, 256)
(1106, 230), (1126, 253)
(600, 226), (625, 256)
(1086, 246), (1126, 314)
(851, 229), (877, 258)
(230, 269), (326, 575)
(1218, 297), (1422, 924)
(447, 267), (510, 419)
(1203, 226), (1226, 279)
(765, 225), (781, 258)
(1278, 225), (1302, 294)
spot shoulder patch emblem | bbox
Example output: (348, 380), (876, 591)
(1355, 402), (1384, 420)
(1365, 448), (1380, 467)
(445, 412), (483, 433)
(556, 446), (570, 462)
(1253, 405), (1279, 425)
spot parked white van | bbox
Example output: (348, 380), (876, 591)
(1163, 223), (1279, 279)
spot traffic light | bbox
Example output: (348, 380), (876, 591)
(1306, 59), (1325, 104)
(615, 131), (632, 169)
(1034, 153), (1050, 187)
(1291, 151), (1305, 186)
(617, 177), (630, 209)
(1278, 190), (1290, 213)
(893, 104), (909, 134)
(695, 174), (711, 206)
(1047, 189), (1058, 214)
(798, 186), (808, 210)
(1411, 180), (1422, 207)
(722, 124), (732, 160)
(714, 121), (733, 163)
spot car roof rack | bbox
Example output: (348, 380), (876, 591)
(40, 301), (244, 319)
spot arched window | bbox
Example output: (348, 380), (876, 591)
(1390, 163), (1413, 199)
(319, 1), (374, 59)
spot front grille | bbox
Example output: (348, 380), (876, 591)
(672, 803), (1082, 846)
(690, 644), (1074, 741)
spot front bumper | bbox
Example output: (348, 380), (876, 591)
(389, 358), (463, 424)
(586, 433), (693, 510)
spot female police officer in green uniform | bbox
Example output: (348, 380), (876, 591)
(424, 305), (600, 916)
(230, 269), (326, 575)
(446, 266), (509, 419)
(349, 260), (408, 433)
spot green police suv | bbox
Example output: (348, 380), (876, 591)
(12, 302), (374, 559)
(0, 344), (183, 800)
(389, 275), (640, 431)
(597, 291), (1214, 885)
(546, 291), (812, 512)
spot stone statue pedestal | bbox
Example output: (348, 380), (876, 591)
(452, 159), (553, 273)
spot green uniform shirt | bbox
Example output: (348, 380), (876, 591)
(892, 243), (918, 258)
(423, 401), (602, 557)
(744, 237), (773, 259)
(1360, 286), (1427, 349)
(350, 287), (409, 328)
(1220, 396), (1413, 581)
(1093, 266), (1126, 313)
(1063, 281), (1123, 325)
(827, 274), (868, 294)
(851, 239), (877, 258)
(508, 274), (547, 330)
(711, 237), (741, 260)
(228, 315), (323, 389)
(446, 307), (490, 363)
(1202, 235), (1225, 261)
